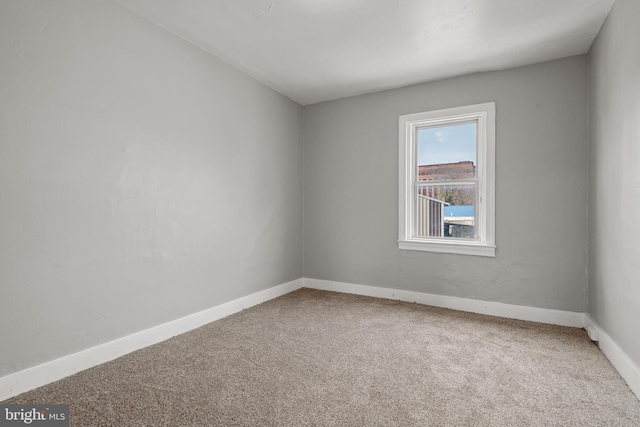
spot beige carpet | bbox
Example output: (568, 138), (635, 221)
(5, 288), (640, 426)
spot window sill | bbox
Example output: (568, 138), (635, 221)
(398, 239), (496, 257)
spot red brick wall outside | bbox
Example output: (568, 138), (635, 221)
(418, 161), (475, 181)
(418, 161), (475, 204)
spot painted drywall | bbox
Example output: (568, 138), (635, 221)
(588, 0), (640, 368)
(303, 56), (589, 312)
(0, 0), (302, 378)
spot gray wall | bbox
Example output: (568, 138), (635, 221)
(303, 56), (589, 312)
(0, 0), (302, 377)
(588, 0), (640, 367)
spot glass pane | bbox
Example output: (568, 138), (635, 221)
(417, 122), (477, 181)
(415, 183), (476, 239)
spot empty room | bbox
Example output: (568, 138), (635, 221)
(1, 0), (639, 425)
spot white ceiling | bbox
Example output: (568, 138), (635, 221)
(113, 0), (615, 105)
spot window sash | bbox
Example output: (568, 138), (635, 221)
(414, 182), (479, 241)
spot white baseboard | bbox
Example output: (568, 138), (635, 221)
(583, 314), (640, 400)
(303, 278), (584, 327)
(0, 278), (303, 402)
(4, 277), (638, 404)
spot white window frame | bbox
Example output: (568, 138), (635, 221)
(398, 102), (496, 257)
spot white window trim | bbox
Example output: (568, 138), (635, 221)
(398, 102), (496, 257)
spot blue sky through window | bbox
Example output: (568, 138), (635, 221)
(418, 122), (476, 166)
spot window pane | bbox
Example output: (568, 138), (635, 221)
(417, 122), (477, 181)
(415, 183), (476, 239)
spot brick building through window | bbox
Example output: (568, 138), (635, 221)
(417, 161), (475, 204)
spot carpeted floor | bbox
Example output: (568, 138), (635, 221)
(5, 288), (640, 426)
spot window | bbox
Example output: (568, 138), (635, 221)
(398, 102), (496, 257)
